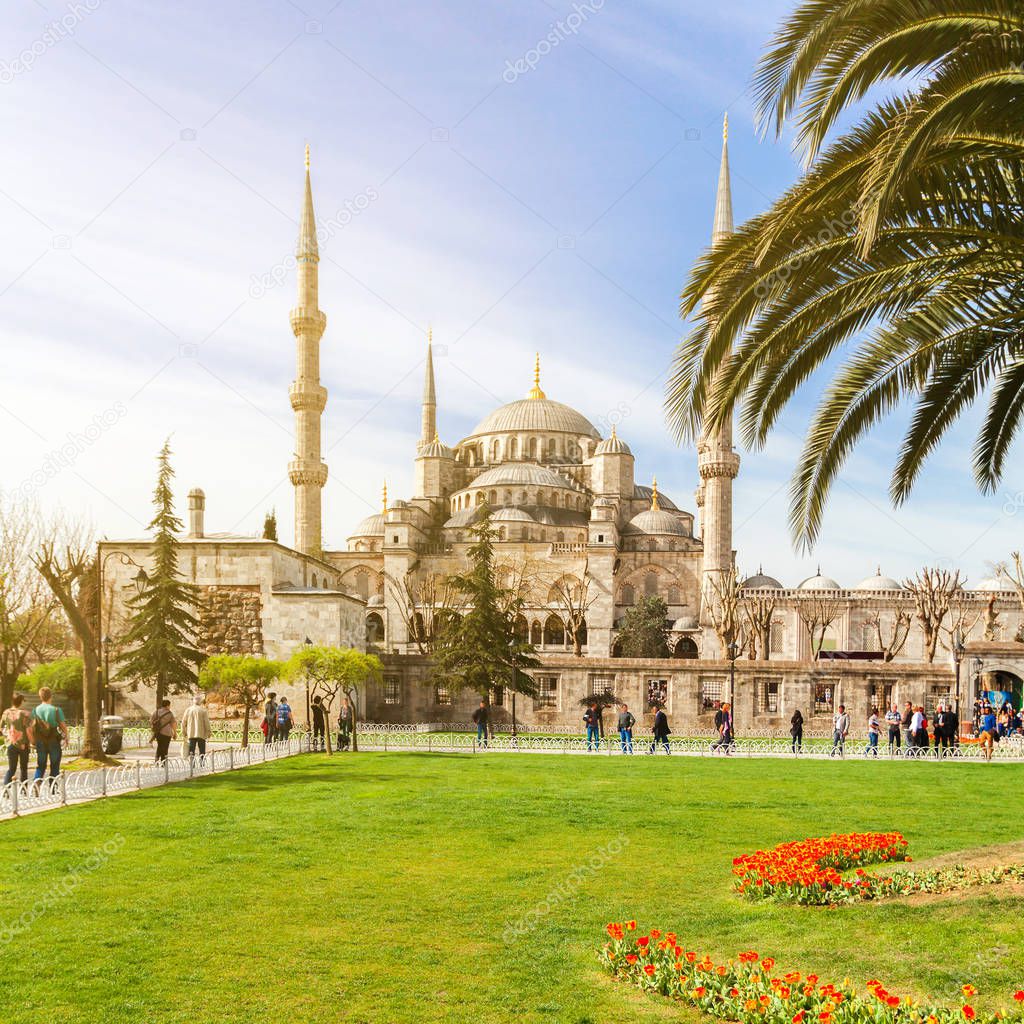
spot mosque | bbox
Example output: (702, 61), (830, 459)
(101, 134), (1024, 731)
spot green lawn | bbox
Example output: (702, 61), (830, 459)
(2, 753), (1023, 1024)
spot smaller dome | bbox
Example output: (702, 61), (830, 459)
(366, 594), (384, 607)
(854, 569), (902, 591)
(348, 513), (385, 538)
(672, 614), (699, 631)
(742, 572), (784, 589)
(595, 428), (631, 456)
(626, 509), (688, 536)
(418, 437), (452, 458)
(491, 507), (534, 523)
(444, 507), (484, 529)
(976, 576), (1013, 592)
(798, 570), (842, 591)
(470, 464), (576, 490)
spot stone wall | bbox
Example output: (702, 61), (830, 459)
(197, 585), (263, 655)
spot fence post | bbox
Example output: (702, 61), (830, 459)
(136, 762), (142, 790)
(384, 734), (388, 752)
(229, 747), (235, 770)
(189, 754), (195, 779)
(101, 768), (107, 797)
(10, 782), (18, 817)
(164, 759), (169, 784)
(428, 736), (432, 753)
(59, 773), (67, 806)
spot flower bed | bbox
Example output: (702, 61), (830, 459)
(600, 924), (1024, 1024)
(732, 833), (1024, 905)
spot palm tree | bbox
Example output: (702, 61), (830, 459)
(666, 0), (1024, 549)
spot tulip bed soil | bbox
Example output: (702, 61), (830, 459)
(1, 752), (1022, 1024)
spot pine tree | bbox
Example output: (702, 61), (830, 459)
(616, 596), (670, 658)
(262, 509), (278, 541)
(431, 509), (539, 704)
(117, 440), (203, 707)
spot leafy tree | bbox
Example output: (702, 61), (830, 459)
(615, 596), (670, 658)
(666, 0), (1024, 548)
(18, 656), (84, 700)
(431, 509), (540, 709)
(198, 654), (284, 747)
(117, 440), (202, 706)
(285, 645), (382, 753)
(262, 510), (278, 542)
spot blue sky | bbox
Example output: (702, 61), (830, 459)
(1, 0), (1018, 586)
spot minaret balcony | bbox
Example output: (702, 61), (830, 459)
(289, 307), (327, 336)
(697, 450), (740, 480)
(289, 381), (328, 412)
(288, 460), (328, 487)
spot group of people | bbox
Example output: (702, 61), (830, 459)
(0, 688), (69, 782)
(148, 695), (213, 762)
(309, 695), (354, 751)
(811, 701), (963, 758)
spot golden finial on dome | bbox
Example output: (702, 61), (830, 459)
(305, 143), (310, 171)
(433, 430), (440, 444)
(428, 324), (432, 345)
(651, 476), (660, 511)
(527, 351), (546, 400)
(611, 424), (617, 440)
(382, 480), (388, 514)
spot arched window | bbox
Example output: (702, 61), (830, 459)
(476, 492), (485, 506)
(528, 437), (537, 459)
(311, 573), (318, 588)
(620, 584), (635, 606)
(355, 571), (370, 600)
(504, 490), (512, 505)
(556, 531), (564, 542)
(770, 621), (785, 655)
(510, 438), (518, 459)
(644, 571), (658, 597)
(667, 586), (681, 606)
(530, 620), (542, 646)
(413, 612), (426, 642)
(489, 490), (497, 505)
(537, 490), (546, 506)
(547, 437), (556, 457)
(366, 612), (384, 644)
(490, 439), (500, 462)
(497, 527), (505, 541)
(673, 636), (698, 659)
(514, 614), (528, 640)
(544, 615), (565, 646)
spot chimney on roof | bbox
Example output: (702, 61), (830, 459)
(187, 488), (206, 538)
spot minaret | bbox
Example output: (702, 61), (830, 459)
(698, 115), (741, 643)
(420, 329), (436, 449)
(288, 144), (329, 557)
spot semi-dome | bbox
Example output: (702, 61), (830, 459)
(742, 571), (784, 589)
(348, 513), (385, 538)
(625, 509), (688, 536)
(854, 569), (902, 591)
(798, 570), (842, 590)
(470, 463), (576, 490)
(418, 436), (452, 458)
(366, 594), (384, 607)
(491, 507), (535, 523)
(672, 614), (699, 630)
(595, 427), (631, 455)
(443, 507), (484, 529)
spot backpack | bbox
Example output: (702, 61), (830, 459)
(34, 708), (58, 744)
(277, 704), (290, 726)
(714, 709), (724, 729)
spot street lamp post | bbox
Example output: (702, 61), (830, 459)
(102, 635), (112, 716)
(96, 547), (147, 720)
(972, 656), (984, 733)
(727, 639), (740, 735)
(952, 630), (965, 746)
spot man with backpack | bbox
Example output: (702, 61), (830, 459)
(583, 703), (600, 751)
(310, 695), (326, 750)
(472, 701), (489, 748)
(276, 696), (293, 742)
(32, 687), (68, 779)
(150, 700), (177, 763)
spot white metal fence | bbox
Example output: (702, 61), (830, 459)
(0, 737), (309, 818)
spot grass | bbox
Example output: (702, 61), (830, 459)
(1, 753), (1023, 1024)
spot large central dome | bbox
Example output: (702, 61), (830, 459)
(466, 397), (600, 440)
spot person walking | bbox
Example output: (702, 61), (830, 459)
(472, 701), (489, 748)
(789, 709), (804, 754)
(150, 699), (176, 763)
(310, 696), (326, 751)
(978, 705), (998, 761)
(338, 698), (352, 751)
(1, 694), (33, 784)
(180, 694), (211, 758)
(649, 705), (671, 754)
(885, 702), (902, 755)
(264, 692), (278, 743)
(32, 687), (68, 780)
(901, 700), (914, 750)
(865, 709), (881, 756)
(617, 703), (635, 754)
(276, 696), (293, 742)
(711, 702), (733, 754)
(910, 705), (927, 750)
(830, 704), (850, 757)
(584, 703), (601, 751)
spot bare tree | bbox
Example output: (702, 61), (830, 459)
(904, 567), (963, 663)
(740, 591), (777, 660)
(865, 605), (913, 662)
(32, 517), (107, 761)
(995, 553), (1024, 624)
(797, 596), (842, 659)
(385, 569), (465, 654)
(705, 569), (744, 657)
(546, 570), (598, 656)
(938, 595), (983, 654)
(0, 495), (62, 709)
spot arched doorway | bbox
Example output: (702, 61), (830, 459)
(975, 668), (1024, 710)
(366, 612), (384, 645)
(673, 636), (698, 659)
